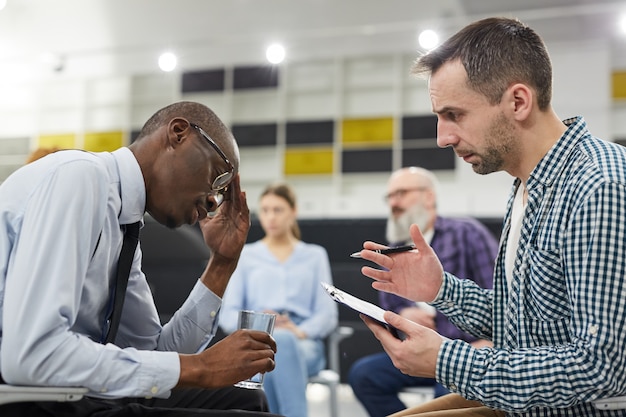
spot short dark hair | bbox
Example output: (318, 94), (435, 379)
(136, 101), (226, 141)
(412, 17), (553, 110)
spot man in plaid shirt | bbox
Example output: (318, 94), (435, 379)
(356, 17), (626, 417)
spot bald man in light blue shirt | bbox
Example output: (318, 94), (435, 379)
(0, 102), (281, 417)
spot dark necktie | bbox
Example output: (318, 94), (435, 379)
(104, 221), (141, 344)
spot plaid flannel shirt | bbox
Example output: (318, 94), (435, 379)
(432, 117), (626, 416)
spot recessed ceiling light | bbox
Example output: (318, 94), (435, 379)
(266, 43), (286, 64)
(619, 13), (626, 35)
(418, 29), (439, 50)
(158, 52), (177, 72)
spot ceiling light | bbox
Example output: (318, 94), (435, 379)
(158, 52), (177, 72)
(418, 29), (439, 50)
(619, 14), (626, 35)
(266, 43), (286, 65)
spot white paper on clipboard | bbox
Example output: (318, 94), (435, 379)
(321, 282), (388, 324)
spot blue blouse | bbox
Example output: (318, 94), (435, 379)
(220, 240), (338, 339)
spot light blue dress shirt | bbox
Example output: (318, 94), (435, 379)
(0, 148), (221, 399)
(220, 240), (338, 339)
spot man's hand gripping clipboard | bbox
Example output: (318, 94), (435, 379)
(321, 282), (405, 339)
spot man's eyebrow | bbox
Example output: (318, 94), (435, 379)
(432, 106), (458, 115)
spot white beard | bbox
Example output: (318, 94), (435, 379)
(386, 203), (431, 244)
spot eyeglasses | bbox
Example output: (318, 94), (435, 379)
(384, 187), (429, 202)
(190, 123), (235, 208)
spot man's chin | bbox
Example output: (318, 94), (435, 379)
(161, 214), (180, 229)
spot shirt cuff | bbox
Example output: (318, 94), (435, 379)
(135, 350), (180, 399)
(436, 339), (477, 398)
(181, 279), (222, 332)
(431, 272), (454, 304)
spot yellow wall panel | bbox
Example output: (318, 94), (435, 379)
(284, 147), (333, 175)
(613, 71), (626, 99)
(37, 133), (76, 149)
(341, 117), (393, 147)
(84, 131), (124, 152)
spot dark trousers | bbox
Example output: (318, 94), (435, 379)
(0, 385), (283, 417)
(348, 352), (449, 417)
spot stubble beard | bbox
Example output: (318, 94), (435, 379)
(471, 112), (517, 175)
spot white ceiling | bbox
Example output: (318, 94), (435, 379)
(0, 0), (625, 80)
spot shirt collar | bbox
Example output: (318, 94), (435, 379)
(112, 147), (146, 225)
(527, 116), (589, 190)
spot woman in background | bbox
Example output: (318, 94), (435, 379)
(220, 182), (338, 417)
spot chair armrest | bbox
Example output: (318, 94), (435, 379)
(327, 325), (354, 373)
(0, 385), (88, 406)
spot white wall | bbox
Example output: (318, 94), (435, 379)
(244, 39), (615, 220)
(0, 39), (619, 222)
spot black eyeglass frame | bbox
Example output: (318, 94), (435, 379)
(190, 123), (235, 212)
(383, 186), (429, 202)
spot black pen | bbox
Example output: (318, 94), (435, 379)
(350, 244), (416, 259)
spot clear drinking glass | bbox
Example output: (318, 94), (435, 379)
(234, 310), (276, 389)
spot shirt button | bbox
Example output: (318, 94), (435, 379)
(210, 311), (217, 318)
(449, 383), (458, 391)
(445, 301), (454, 308)
(100, 387), (108, 393)
(151, 386), (158, 394)
(589, 324), (599, 336)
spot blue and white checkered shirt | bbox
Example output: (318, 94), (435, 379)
(433, 117), (626, 416)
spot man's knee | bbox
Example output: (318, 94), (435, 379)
(348, 356), (374, 391)
(233, 387), (270, 412)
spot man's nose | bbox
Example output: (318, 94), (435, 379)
(436, 120), (457, 148)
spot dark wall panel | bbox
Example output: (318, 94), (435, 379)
(402, 147), (455, 170)
(181, 69), (225, 93)
(402, 114), (437, 140)
(233, 65), (279, 90)
(231, 123), (277, 147)
(286, 120), (334, 145)
(342, 149), (392, 173)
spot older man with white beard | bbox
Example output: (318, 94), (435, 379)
(348, 166), (498, 417)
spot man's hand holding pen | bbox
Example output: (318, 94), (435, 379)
(353, 224), (449, 379)
(356, 224), (444, 304)
(350, 244), (417, 259)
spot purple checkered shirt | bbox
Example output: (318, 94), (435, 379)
(379, 216), (498, 343)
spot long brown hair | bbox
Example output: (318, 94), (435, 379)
(260, 183), (301, 240)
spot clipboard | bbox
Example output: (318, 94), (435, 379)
(321, 282), (404, 339)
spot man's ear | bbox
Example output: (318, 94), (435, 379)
(507, 83), (533, 122)
(167, 118), (191, 147)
